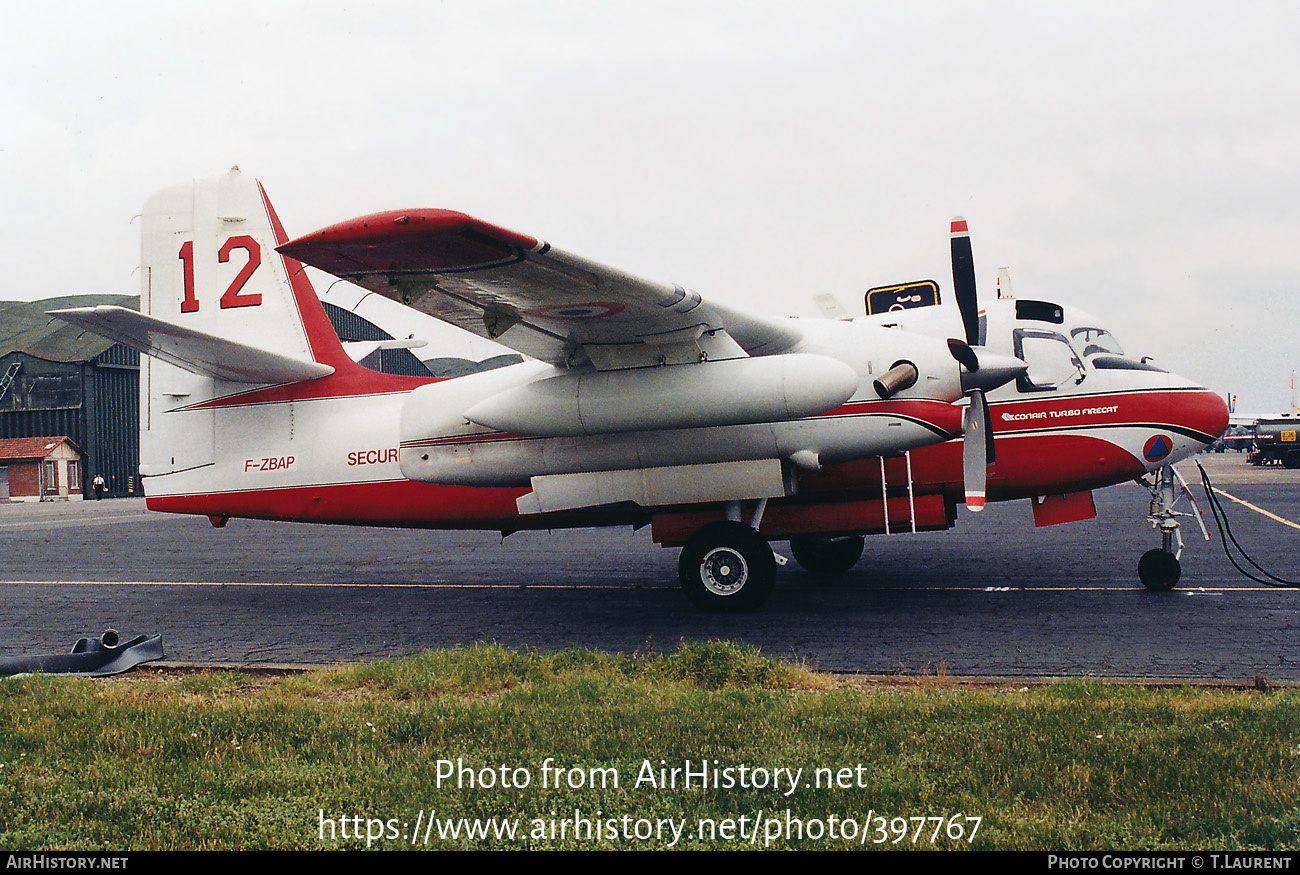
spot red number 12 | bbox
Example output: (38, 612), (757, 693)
(177, 236), (263, 313)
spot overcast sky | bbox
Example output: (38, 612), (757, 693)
(2, 1), (1297, 414)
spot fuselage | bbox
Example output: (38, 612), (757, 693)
(143, 316), (967, 527)
(144, 295), (1227, 537)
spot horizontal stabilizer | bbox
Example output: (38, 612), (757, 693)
(342, 337), (428, 363)
(49, 305), (334, 384)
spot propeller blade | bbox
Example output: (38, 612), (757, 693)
(950, 216), (1006, 511)
(947, 337), (979, 372)
(963, 389), (990, 511)
(950, 217), (979, 346)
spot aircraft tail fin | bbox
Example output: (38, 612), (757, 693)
(134, 167), (352, 371)
(54, 168), (376, 478)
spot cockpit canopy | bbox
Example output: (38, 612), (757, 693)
(1010, 300), (1165, 392)
(857, 288), (1168, 392)
(1070, 326), (1124, 358)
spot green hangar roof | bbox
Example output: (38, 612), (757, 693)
(0, 295), (139, 363)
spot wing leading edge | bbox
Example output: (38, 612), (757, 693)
(278, 210), (802, 370)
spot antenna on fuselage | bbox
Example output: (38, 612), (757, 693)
(996, 267), (1014, 300)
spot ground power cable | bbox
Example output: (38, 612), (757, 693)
(1195, 460), (1300, 587)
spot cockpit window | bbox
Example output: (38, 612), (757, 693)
(1013, 328), (1085, 392)
(1070, 327), (1124, 358)
(1015, 300), (1064, 324)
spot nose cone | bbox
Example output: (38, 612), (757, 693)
(1139, 383), (1229, 469)
(1190, 388), (1230, 448)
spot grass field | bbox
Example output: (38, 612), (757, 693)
(2, 641), (1298, 850)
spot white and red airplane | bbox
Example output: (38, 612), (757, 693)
(53, 169), (1228, 610)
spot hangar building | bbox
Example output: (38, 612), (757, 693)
(0, 296), (140, 499)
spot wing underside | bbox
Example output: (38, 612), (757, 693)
(278, 210), (801, 370)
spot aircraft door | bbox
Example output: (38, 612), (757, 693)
(1013, 329), (1085, 393)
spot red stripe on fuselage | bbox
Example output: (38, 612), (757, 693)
(798, 388), (1227, 504)
(799, 432), (1147, 504)
(816, 398), (963, 435)
(148, 390), (1212, 528)
(183, 378), (436, 410)
(147, 431), (1136, 530)
(146, 478), (635, 530)
(990, 387), (1227, 442)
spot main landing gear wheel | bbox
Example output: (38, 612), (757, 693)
(788, 534), (865, 574)
(679, 521), (776, 612)
(1138, 548), (1181, 591)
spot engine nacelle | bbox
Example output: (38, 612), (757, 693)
(396, 320), (969, 488)
(461, 354), (859, 437)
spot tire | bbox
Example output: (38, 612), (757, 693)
(678, 521), (776, 612)
(789, 534), (865, 574)
(1138, 548), (1181, 591)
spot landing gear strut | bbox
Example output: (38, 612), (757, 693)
(1138, 465), (1208, 591)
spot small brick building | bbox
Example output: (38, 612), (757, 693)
(0, 436), (84, 501)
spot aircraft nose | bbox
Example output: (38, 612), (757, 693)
(1185, 387), (1230, 448)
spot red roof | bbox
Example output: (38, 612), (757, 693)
(0, 436), (82, 462)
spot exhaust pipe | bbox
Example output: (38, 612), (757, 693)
(873, 361), (919, 399)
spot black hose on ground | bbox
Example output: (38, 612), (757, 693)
(1196, 460), (1300, 587)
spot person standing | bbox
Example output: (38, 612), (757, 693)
(92, 473), (105, 500)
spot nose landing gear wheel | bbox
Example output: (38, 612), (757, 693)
(1138, 548), (1181, 591)
(679, 521), (776, 612)
(1139, 465), (1208, 591)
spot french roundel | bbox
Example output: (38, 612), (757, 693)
(1143, 434), (1174, 463)
(525, 301), (627, 320)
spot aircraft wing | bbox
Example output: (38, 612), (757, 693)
(49, 306), (334, 383)
(278, 210), (803, 370)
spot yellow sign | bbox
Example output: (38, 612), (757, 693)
(1283, 431), (1297, 442)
